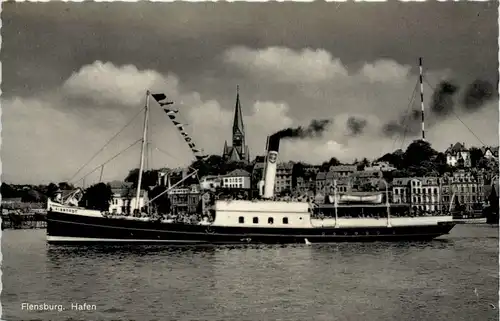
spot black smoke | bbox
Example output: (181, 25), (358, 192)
(346, 116), (367, 137)
(462, 79), (495, 111)
(271, 119), (331, 140)
(430, 81), (459, 117)
(382, 78), (496, 138)
(268, 119), (332, 152)
(382, 109), (421, 137)
(382, 121), (405, 137)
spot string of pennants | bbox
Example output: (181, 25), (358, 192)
(152, 93), (208, 161)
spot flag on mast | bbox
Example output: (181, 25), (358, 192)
(152, 93), (174, 106)
(153, 92), (208, 161)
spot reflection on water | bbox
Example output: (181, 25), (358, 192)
(2, 225), (499, 321)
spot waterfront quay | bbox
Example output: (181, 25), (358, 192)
(1, 212), (47, 230)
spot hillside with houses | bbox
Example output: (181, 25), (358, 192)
(2, 139), (498, 225)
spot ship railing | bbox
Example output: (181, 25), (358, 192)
(331, 178), (392, 227)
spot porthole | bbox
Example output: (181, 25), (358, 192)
(282, 217), (289, 224)
(238, 216), (244, 224)
(268, 217), (274, 224)
(253, 217), (259, 224)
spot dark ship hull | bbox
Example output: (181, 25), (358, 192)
(47, 210), (455, 245)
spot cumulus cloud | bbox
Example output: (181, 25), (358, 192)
(62, 61), (179, 107)
(223, 46), (348, 83)
(359, 59), (412, 83)
(223, 46), (416, 86)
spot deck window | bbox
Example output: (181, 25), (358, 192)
(238, 216), (244, 224)
(253, 217), (259, 224)
(268, 217), (274, 224)
(282, 217), (289, 224)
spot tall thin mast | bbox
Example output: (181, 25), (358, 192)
(136, 90), (150, 213)
(419, 57), (425, 141)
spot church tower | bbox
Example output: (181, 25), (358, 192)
(222, 86), (250, 163)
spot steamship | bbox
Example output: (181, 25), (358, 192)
(47, 90), (455, 244)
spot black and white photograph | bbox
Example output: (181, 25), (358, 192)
(1, 1), (499, 320)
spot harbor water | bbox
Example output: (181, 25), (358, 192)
(2, 225), (498, 321)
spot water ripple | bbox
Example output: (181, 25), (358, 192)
(2, 225), (498, 321)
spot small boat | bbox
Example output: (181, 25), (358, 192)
(338, 193), (383, 204)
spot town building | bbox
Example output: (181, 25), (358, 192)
(392, 178), (412, 204)
(350, 170), (383, 191)
(328, 165), (357, 177)
(221, 169), (251, 189)
(364, 161), (396, 172)
(442, 169), (484, 212)
(391, 177), (442, 212)
(315, 172), (327, 192)
(109, 181), (149, 214)
(275, 162), (294, 194)
(222, 86), (250, 163)
(251, 160), (265, 190)
(410, 177), (441, 212)
(445, 142), (472, 167)
(294, 164), (320, 192)
(168, 184), (201, 214)
(316, 165), (357, 193)
(481, 146), (499, 160)
(296, 176), (316, 192)
(199, 175), (222, 190)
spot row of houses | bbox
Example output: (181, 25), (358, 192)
(445, 143), (498, 167)
(391, 171), (487, 212)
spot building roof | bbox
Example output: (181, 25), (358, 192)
(446, 142), (468, 154)
(113, 188), (147, 198)
(482, 146), (499, 156)
(316, 172), (327, 180)
(277, 162), (294, 170)
(1, 197), (22, 203)
(108, 181), (133, 189)
(324, 177), (351, 186)
(352, 170), (382, 178)
(420, 177), (440, 185)
(329, 165), (357, 172)
(233, 86), (245, 136)
(392, 178), (413, 187)
(226, 169), (251, 177)
(253, 162), (265, 170)
(392, 177), (440, 187)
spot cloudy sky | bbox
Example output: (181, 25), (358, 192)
(2, 2), (498, 185)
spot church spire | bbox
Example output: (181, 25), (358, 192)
(233, 85), (245, 135)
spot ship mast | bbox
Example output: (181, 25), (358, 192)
(419, 57), (426, 141)
(135, 90), (150, 213)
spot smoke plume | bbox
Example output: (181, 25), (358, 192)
(430, 80), (459, 117)
(462, 79), (495, 111)
(272, 119), (332, 140)
(382, 80), (460, 137)
(382, 109), (421, 137)
(346, 116), (367, 136)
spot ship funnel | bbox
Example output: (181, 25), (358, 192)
(262, 134), (281, 199)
